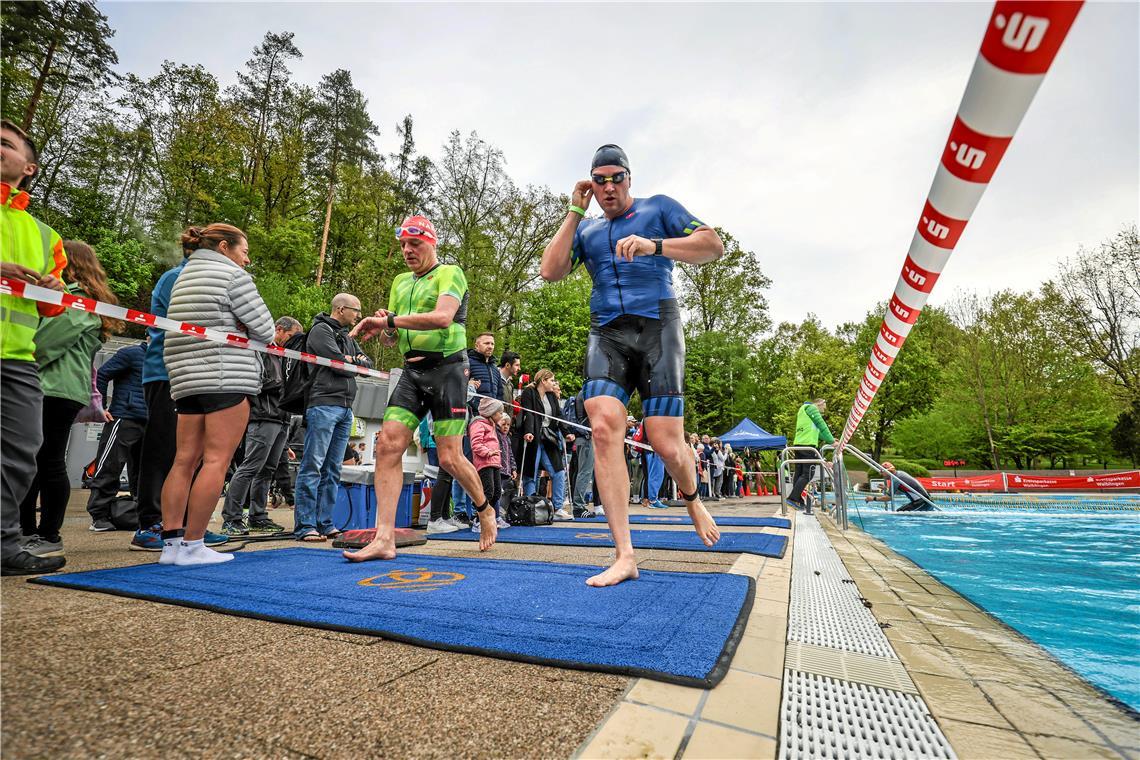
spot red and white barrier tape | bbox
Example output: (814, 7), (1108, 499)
(839, 1), (1082, 448)
(1, 276), (647, 448)
(1, 277), (393, 381)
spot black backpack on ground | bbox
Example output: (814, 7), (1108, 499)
(507, 495), (554, 526)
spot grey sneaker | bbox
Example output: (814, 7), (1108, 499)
(23, 536), (63, 557)
(444, 516), (468, 530)
(426, 518), (459, 535)
(89, 519), (116, 532)
(221, 520), (249, 536)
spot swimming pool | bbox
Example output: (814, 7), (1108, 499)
(854, 509), (1140, 711)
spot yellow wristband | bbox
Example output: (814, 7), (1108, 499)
(568, 205), (586, 217)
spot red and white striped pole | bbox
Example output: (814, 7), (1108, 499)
(840, 1), (1083, 448)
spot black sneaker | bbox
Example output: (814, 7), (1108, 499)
(248, 519), (285, 534)
(451, 512), (471, 526)
(1, 551), (66, 576)
(89, 519), (116, 532)
(221, 520), (249, 536)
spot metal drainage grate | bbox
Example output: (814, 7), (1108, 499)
(779, 670), (956, 760)
(789, 516), (895, 659)
(784, 641), (917, 695)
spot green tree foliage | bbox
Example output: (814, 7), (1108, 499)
(841, 306), (956, 460)
(767, 316), (857, 439)
(1043, 224), (1140, 406)
(509, 270), (592, 394)
(1110, 401), (1140, 467)
(676, 229), (772, 340)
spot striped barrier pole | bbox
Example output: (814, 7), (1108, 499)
(840, 1), (1083, 448)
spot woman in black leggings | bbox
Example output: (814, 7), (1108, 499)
(20, 241), (120, 557)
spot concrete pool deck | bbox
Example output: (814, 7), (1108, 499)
(2, 491), (1137, 758)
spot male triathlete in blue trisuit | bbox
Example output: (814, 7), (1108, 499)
(541, 144), (724, 586)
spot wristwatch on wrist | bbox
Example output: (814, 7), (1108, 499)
(386, 313), (397, 329)
(653, 238), (663, 256)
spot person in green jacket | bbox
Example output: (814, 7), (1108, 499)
(19, 241), (121, 559)
(789, 399), (834, 510)
(1, 119), (70, 576)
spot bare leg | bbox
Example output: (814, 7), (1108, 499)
(583, 397), (639, 586)
(184, 402), (249, 540)
(344, 420), (413, 562)
(160, 414), (206, 532)
(437, 436), (496, 552)
(644, 416), (720, 547)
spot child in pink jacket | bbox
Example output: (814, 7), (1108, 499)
(469, 397), (508, 529)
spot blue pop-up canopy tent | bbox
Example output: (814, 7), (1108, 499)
(718, 418), (787, 450)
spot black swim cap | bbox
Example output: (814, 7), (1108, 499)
(591, 144), (630, 171)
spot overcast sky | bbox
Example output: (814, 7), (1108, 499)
(101, 2), (1138, 329)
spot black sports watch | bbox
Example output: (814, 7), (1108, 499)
(653, 238), (663, 256)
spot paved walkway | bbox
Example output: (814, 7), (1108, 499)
(1, 491), (782, 758)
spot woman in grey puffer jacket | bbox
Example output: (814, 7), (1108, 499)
(159, 223), (274, 567)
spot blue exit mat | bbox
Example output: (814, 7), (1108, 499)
(32, 548), (753, 687)
(576, 515), (790, 529)
(429, 527), (787, 558)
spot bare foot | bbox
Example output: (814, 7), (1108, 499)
(478, 510), (498, 552)
(686, 498), (721, 547)
(342, 536), (396, 562)
(586, 556), (640, 587)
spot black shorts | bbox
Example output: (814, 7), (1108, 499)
(582, 300), (685, 417)
(383, 352), (470, 436)
(175, 392), (250, 415)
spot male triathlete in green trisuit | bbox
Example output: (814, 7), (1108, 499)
(344, 215), (496, 561)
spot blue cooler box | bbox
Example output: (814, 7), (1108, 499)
(335, 466), (417, 530)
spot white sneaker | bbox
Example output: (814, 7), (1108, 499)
(594, 506), (605, 517)
(496, 516), (510, 529)
(426, 518), (459, 535)
(445, 516), (469, 530)
(470, 521), (481, 533)
(553, 508), (574, 522)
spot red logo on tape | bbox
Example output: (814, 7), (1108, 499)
(981, 2), (1082, 75)
(126, 309), (156, 326)
(941, 116), (1012, 184)
(888, 293), (921, 325)
(901, 255), (941, 294)
(918, 201), (966, 249)
(872, 343), (895, 367)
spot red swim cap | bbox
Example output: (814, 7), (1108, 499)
(396, 215), (437, 244)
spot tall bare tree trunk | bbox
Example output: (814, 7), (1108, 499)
(23, 29), (60, 131)
(316, 173), (335, 285)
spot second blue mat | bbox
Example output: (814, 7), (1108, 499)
(576, 515), (791, 529)
(429, 527), (787, 557)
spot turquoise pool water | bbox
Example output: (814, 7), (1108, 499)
(855, 509), (1140, 710)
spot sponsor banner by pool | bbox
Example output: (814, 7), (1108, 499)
(919, 471), (1140, 491)
(839, 0), (1082, 449)
(921, 474), (1006, 491)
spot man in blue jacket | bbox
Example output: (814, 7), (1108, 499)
(86, 340), (148, 531)
(466, 332), (502, 414)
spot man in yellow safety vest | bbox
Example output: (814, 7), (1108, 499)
(1, 118), (69, 576)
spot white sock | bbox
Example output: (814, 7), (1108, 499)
(158, 537), (181, 565)
(174, 538), (234, 566)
